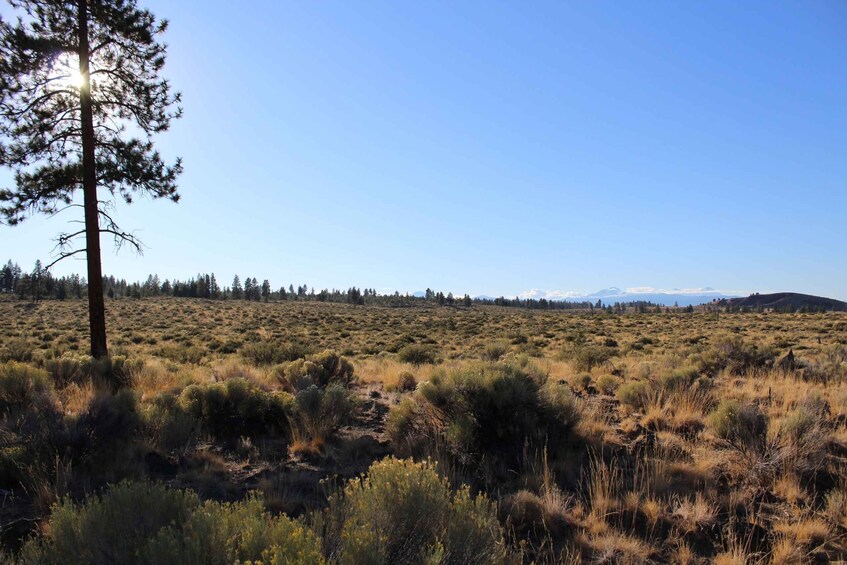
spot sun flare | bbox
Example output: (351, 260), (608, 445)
(67, 69), (86, 89)
(52, 55), (86, 90)
(70, 69), (86, 89)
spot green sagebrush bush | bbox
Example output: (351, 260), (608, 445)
(397, 343), (437, 366)
(658, 366), (699, 392)
(17, 481), (323, 565)
(0, 339), (34, 363)
(565, 344), (616, 372)
(156, 344), (205, 365)
(43, 354), (140, 390)
(692, 334), (775, 377)
(178, 378), (293, 440)
(800, 345), (847, 383)
(0, 361), (53, 418)
(317, 457), (505, 565)
(595, 374), (621, 395)
(282, 352), (357, 446)
(481, 340), (510, 362)
(241, 340), (311, 367)
(73, 389), (142, 454)
(43, 354), (87, 388)
(0, 362), (60, 488)
(278, 350), (355, 392)
(778, 395), (830, 474)
(291, 384), (355, 445)
(709, 399), (768, 450)
(1, 369), (140, 492)
(615, 381), (652, 410)
(143, 394), (202, 453)
(386, 363), (580, 481)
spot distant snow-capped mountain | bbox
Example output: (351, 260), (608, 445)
(517, 287), (741, 307)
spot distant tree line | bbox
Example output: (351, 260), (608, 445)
(0, 259), (726, 313)
(2, 260), (86, 301)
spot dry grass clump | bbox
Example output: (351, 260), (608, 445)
(713, 547), (748, 565)
(773, 517), (831, 548)
(584, 530), (653, 564)
(671, 493), (717, 533)
(354, 355), (442, 386)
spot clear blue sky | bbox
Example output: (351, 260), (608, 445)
(3, 1), (846, 299)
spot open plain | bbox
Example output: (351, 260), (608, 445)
(2, 297), (847, 562)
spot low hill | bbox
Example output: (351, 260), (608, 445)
(720, 292), (847, 312)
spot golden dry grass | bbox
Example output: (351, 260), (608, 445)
(2, 297), (847, 561)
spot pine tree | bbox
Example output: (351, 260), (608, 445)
(0, 1), (182, 358)
(244, 276), (253, 301)
(209, 273), (219, 299)
(231, 275), (243, 299)
(30, 259), (43, 301)
(1, 259), (19, 293)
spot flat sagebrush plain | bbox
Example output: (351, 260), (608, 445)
(2, 297), (847, 563)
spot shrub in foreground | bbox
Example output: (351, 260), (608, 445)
(179, 378), (293, 440)
(18, 481), (323, 565)
(144, 394), (202, 452)
(72, 389), (142, 463)
(290, 384), (355, 452)
(241, 340), (311, 366)
(616, 381), (651, 411)
(1, 366), (141, 492)
(397, 344), (437, 366)
(387, 363), (580, 481)
(0, 362), (53, 419)
(17, 460), (501, 565)
(42, 355), (140, 390)
(318, 457), (505, 564)
(481, 340), (510, 362)
(693, 335), (775, 377)
(658, 366), (699, 392)
(277, 352), (357, 452)
(279, 351), (355, 392)
(566, 345), (616, 372)
(0, 362), (61, 489)
(595, 374), (621, 395)
(710, 399), (768, 450)
(0, 339), (34, 363)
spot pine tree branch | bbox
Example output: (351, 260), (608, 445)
(43, 247), (87, 271)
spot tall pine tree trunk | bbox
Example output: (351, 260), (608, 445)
(77, 0), (108, 359)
